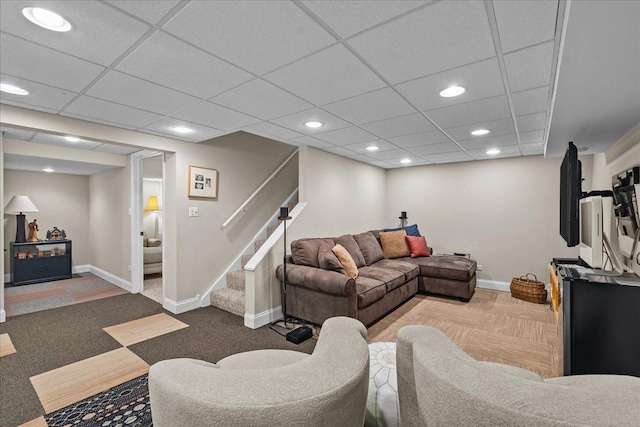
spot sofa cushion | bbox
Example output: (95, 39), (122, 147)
(291, 238), (335, 268)
(359, 266), (406, 293)
(318, 246), (343, 271)
(371, 259), (420, 282)
(406, 235), (430, 258)
(384, 223), (421, 237)
(353, 232), (385, 266)
(379, 230), (411, 259)
(335, 235), (366, 268)
(332, 244), (359, 279)
(398, 255), (477, 281)
(355, 276), (386, 308)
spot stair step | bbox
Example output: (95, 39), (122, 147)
(267, 225), (278, 238)
(226, 270), (245, 291)
(241, 254), (254, 269)
(254, 239), (266, 252)
(210, 287), (245, 317)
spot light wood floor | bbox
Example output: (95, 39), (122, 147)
(368, 289), (562, 378)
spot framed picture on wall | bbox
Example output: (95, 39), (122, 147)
(188, 166), (218, 199)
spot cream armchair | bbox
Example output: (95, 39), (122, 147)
(397, 325), (640, 426)
(149, 317), (370, 427)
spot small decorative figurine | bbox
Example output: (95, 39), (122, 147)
(27, 219), (40, 242)
(47, 227), (67, 240)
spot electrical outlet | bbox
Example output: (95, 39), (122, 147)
(477, 264), (483, 271)
(189, 207), (199, 217)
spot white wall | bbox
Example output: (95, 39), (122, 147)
(4, 170), (91, 273)
(386, 155), (593, 284)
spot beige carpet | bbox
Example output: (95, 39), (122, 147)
(142, 275), (162, 304)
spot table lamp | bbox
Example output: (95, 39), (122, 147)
(5, 195), (39, 243)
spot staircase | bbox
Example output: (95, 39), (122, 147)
(210, 200), (297, 317)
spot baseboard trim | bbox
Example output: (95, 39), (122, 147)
(4, 265), (111, 287)
(89, 266), (131, 293)
(476, 279), (511, 292)
(0, 309), (5, 323)
(163, 295), (201, 314)
(244, 306), (283, 329)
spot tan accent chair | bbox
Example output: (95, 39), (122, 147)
(149, 317), (370, 427)
(397, 325), (640, 426)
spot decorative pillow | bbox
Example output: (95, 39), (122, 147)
(334, 235), (366, 268)
(353, 232), (385, 265)
(379, 230), (411, 259)
(384, 224), (421, 237)
(405, 235), (430, 258)
(332, 244), (359, 279)
(318, 246), (343, 271)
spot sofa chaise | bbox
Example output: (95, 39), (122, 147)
(276, 229), (476, 327)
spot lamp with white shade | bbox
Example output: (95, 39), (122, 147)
(4, 195), (39, 243)
(144, 195), (162, 238)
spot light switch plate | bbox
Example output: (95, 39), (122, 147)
(189, 207), (198, 217)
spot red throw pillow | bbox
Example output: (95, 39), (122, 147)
(405, 235), (430, 258)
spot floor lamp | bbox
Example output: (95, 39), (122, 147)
(5, 196), (39, 243)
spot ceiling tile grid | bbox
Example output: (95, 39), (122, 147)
(0, 0), (564, 169)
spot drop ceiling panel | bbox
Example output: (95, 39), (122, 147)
(424, 151), (473, 163)
(211, 79), (312, 120)
(504, 42), (554, 92)
(64, 96), (164, 129)
(0, 74), (77, 111)
(425, 96), (511, 129)
(302, 0), (428, 38)
(493, 0), (558, 53)
(511, 86), (549, 116)
(290, 135), (334, 148)
(141, 118), (223, 142)
(516, 112), (547, 133)
(522, 142), (545, 154)
(162, 1), (335, 75)
(345, 153), (374, 162)
(410, 143), (461, 156)
(369, 160), (393, 169)
(264, 44), (387, 106)
(323, 146), (359, 157)
(4, 153), (123, 175)
(313, 126), (378, 145)
(385, 157), (431, 167)
(361, 113), (435, 138)
(0, 99), (59, 114)
(246, 122), (303, 140)
(116, 32), (253, 99)
(343, 139), (398, 153)
(348, 1), (495, 84)
(270, 108), (351, 135)
(93, 144), (141, 155)
(445, 118), (515, 141)
(366, 148), (414, 160)
(468, 144), (522, 160)
(388, 130), (451, 148)
(31, 133), (102, 150)
(396, 58), (505, 112)
(86, 71), (199, 116)
(1, 127), (35, 141)
(0, 1), (150, 66)
(172, 101), (260, 131)
(105, 0), (180, 25)
(459, 133), (518, 150)
(324, 88), (415, 124)
(0, 33), (105, 92)
(61, 112), (137, 130)
(520, 130), (545, 143)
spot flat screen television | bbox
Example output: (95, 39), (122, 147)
(560, 142), (581, 247)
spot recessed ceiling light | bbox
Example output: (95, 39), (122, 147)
(64, 136), (80, 142)
(42, 168), (55, 173)
(304, 121), (323, 129)
(439, 85), (466, 98)
(22, 7), (72, 32)
(172, 126), (194, 134)
(0, 83), (29, 95)
(471, 129), (490, 136)
(366, 145), (380, 151)
(400, 158), (412, 164)
(486, 148), (501, 155)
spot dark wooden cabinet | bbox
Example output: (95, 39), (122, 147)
(10, 240), (72, 286)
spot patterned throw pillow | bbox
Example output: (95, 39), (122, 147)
(379, 230), (411, 259)
(332, 244), (359, 279)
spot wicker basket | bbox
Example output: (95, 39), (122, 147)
(510, 273), (547, 304)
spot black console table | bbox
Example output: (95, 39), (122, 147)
(555, 259), (640, 377)
(10, 240), (72, 286)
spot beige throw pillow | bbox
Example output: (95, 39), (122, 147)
(379, 230), (411, 259)
(332, 244), (359, 279)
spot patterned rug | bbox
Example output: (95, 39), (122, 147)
(46, 374), (152, 427)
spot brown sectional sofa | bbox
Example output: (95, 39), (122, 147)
(275, 230), (476, 327)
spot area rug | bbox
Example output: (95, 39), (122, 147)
(45, 374), (152, 427)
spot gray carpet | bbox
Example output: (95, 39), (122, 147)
(0, 293), (315, 427)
